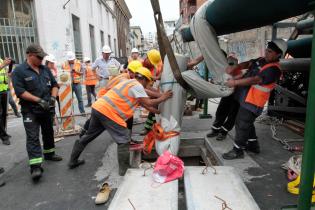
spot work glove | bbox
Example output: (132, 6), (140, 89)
(37, 98), (50, 111)
(49, 96), (56, 107)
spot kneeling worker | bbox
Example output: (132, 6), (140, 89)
(68, 67), (172, 174)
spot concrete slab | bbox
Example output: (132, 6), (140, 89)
(184, 166), (260, 210)
(108, 169), (178, 210)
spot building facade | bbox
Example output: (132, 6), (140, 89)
(114, 0), (131, 57)
(130, 26), (144, 53)
(0, 0), (130, 65)
(179, 0), (207, 25)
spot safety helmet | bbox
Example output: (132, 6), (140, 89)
(83, 57), (91, 63)
(270, 39), (287, 56)
(127, 60), (143, 73)
(147, 49), (161, 66)
(135, 67), (153, 81)
(45, 54), (56, 63)
(102, 45), (112, 54)
(66, 51), (75, 61)
(131, 48), (139, 53)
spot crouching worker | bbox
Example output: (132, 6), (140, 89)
(68, 67), (172, 175)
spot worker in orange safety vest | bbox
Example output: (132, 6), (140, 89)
(62, 51), (85, 113)
(83, 57), (98, 107)
(68, 67), (172, 176)
(222, 39), (287, 160)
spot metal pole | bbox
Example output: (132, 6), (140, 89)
(297, 12), (315, 210)
(199, 65), (212, 119)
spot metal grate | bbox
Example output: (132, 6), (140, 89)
(0, 17), (38, 63)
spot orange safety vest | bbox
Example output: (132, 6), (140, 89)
(92, 79), (140, 127)
(245, 62), (280, 108)
(84, 64), (97, 86)
(97, 73), (130, 97)
(62, 60), (82, 84)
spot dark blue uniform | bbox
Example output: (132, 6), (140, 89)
(12, 62), (58, 167)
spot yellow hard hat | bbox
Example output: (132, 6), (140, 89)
(136, 67), (153, 81)
(147, 49), (161, 66)
(127, 60), (143, 73)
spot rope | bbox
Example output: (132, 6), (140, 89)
(256, 115), (303, 151)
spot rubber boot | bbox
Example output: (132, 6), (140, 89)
(117, 143), (130, 176)
(68, 140), (86, 169)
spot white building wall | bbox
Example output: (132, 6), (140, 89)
(34, 0), (117, 66)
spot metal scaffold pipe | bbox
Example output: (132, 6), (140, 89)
(297, 8), (315, 210)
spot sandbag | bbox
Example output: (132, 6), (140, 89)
(156, 54), (188, 155)
(182, 70), (233, 99)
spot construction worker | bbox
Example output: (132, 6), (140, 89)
(79, 60), (142, 138)
(222, 39), (287, 160)
(206, 52), (240, 141)
(83, 57), (97, 107)
(140, 49), (163, 135)
(45, 54), (61, 114)
(68, 67), (172, 177)
(62, 51), (85, 114)
(129, 48), (143, 62)
(0, 58), (12, 145)
(12, 44), (62, 181)
(92, 45), (121, 88)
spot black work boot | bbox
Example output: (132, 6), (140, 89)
(206, 129), (220, 138)
(216, 130), (228, 141)
(68, 140), (85, 169)
(44, 153), (63, 161)
(117, 144), (130, 176)
(1, 135), (11, 145)
(246, 140), (260, 154)
(0, 167), (4, 174)
(30, 165), (43, 181)
(222, 147), (244, 160)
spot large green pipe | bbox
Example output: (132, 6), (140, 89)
(181, 0), (312, 42)
(297, 11), (315, 210)
(287, 37), (312, 58)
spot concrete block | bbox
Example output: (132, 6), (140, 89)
(184, 166), (260, 210)
(108, 169), (178, 210)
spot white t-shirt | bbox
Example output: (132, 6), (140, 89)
(128, 84), (148, 98)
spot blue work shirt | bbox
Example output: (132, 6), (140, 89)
(92, 57), (121, 79)
(12, 61), (58, 112)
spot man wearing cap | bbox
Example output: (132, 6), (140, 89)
(12, 44), (62, 181)
(92, 45), (121, 88)
(62, 51), (85, 114)
(68, 67), (172, 176)
(222, 39), (287, 159)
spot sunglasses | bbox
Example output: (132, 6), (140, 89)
(36, 55), (44, 60)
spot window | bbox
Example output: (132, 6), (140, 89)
(98, 1), (102, 25)
(89, 24), (96, 61)
(108, 35), (111, 49)
(100, 30), (104, 47)
(72, 14), (83, 60)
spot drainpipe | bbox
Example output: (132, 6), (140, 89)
(297, 7), (315, 210)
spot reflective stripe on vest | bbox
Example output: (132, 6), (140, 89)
(62, 60), (82, 83)
(92, 79), (139, 126)
(245, 62), (280, 108)
(0, 61), (8, 91)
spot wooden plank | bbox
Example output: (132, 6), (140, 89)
(108, 169), (178, 210)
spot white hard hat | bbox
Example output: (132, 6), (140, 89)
(102, 45), (112, 54)
(270, 39), (287, 56)
(83, 57), (91, 63)
(131, 48), (139, 53)
(66, 51), (76, 60)
(45, 54), (56, 63)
